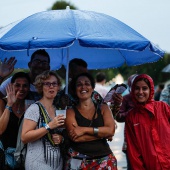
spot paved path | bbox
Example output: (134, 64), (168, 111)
(109, 122), (127, 170)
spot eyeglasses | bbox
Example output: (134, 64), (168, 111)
(43, 82), (58, 87)
(32, 59), (49, 65)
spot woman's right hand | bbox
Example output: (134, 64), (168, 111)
(48, 115), (65, 129)
(6, 84), (17, 106)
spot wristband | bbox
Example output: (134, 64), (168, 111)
(5, 105), (12, 112)
(93, 127), (99, 136)
(44, 124), (51, 131)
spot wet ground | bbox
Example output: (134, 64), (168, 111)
(109, 122), (127, 170)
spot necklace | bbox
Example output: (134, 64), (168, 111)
(17, 104), (21, 114)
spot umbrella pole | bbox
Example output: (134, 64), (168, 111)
(65, 48), (69, 95)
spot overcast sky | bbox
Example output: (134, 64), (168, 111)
(0, 0), (170, 52)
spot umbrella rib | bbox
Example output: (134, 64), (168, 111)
(70, 10), (78, 39)
(117, 49), (127, 65)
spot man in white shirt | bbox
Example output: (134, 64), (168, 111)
(94, 72), (108, 98)
(0, 49), (50, 99)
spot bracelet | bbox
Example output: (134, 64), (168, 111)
(44, 124), (51, 131)
(93, 127), (99, 136)
(5, 105), (12, 112)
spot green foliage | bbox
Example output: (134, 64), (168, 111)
(51, 0), (77, 10)
(111, 53), (170, 85)
(90, 53), (170, 86)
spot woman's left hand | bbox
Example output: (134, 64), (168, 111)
(52, 134), (63, 145)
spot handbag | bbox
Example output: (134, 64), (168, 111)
(0, 141), (18, 169)
(0, 145), (5, 169)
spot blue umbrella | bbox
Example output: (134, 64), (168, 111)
(0, 8), (165, 92)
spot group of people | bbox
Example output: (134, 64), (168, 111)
(0, 49), (170, 170)
(0, 50), (121, 170)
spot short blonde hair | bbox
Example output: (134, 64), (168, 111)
(34, 70), (61, 95)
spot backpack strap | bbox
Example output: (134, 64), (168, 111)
(35, 102), (55, 146)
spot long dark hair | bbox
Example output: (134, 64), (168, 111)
(70, 72), (95, 101)
(11, 72), (31, 84)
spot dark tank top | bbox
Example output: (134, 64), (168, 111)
(0, 100), (21, 149)
(71, 104), (112, 157)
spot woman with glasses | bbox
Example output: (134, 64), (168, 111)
(0, 72), (31, 170)
(21, 70), (65, 170)
(65, 72), (117, 170)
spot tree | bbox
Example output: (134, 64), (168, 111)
(110, 53), (170, 85)
(51, 0), (77, 10)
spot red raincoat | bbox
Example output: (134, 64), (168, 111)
(125, 74), (170, 170)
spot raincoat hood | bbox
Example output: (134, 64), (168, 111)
(128, 74), (138, 92)
(130, 74), (155, 113)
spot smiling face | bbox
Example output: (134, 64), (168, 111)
(28, 54), (50, 82)
(134, 80), (150, 103)
(42, 75), (60, 99)
(13, 78), (30, 99)
(75, 76), (94, 100)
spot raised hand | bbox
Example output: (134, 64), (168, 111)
(6, 83), (17, 106)
(0, 57), (17, 79)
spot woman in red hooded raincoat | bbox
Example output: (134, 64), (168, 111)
(125, 74), (170, 170)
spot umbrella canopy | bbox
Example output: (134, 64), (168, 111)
(0, 9), (165, 71)
(162, 64), (170, 73)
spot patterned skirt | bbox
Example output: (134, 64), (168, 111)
(64, 148), (117, 170)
